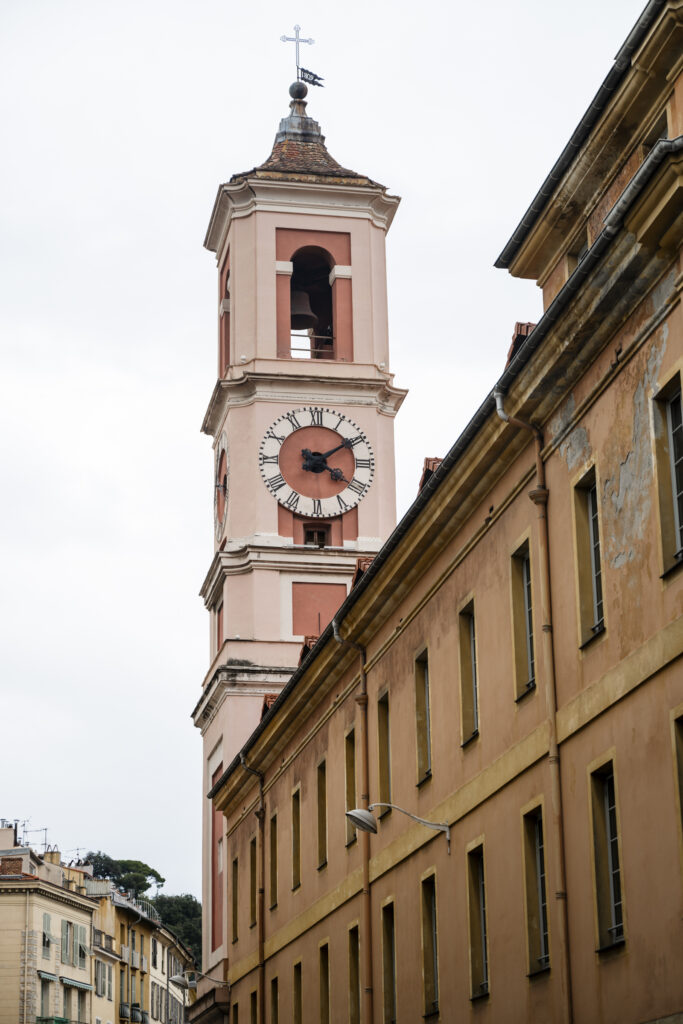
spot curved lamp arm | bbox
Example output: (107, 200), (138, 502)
(346, 803), (451, 854)
(170, 969), (230, 991)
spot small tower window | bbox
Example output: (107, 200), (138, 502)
(290, 247), (334, 360)
(304, 524), (330, 548)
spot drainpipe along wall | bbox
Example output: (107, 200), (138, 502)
(240, 755), (265, 1024)
(332, 619), (373, 1024)
(493, 389), (573, 1023)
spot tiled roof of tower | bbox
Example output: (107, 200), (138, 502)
(230, 83), (378, 187)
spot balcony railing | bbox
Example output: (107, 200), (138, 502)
(119, 1004), (130, 1020)
(120, 945), (130, 964)
(131, 1006), (142, 1023)
(111, 891), (160, 923)
(36, 1018), (69, 1024)
(290, 332), (334, 359)
(141, 954), (148, 973)
(131, 950), (140, 969)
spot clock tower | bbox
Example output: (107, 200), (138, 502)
(192, 80), (406, 984)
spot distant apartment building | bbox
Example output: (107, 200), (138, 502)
(0, 826), (194, 1024)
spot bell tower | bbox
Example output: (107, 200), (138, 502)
(192, 80), (406, 984)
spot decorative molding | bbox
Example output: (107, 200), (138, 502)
(329, 265), (352, 284)
(275, 261), (294, 275)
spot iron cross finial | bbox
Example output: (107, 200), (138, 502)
(280, 24), (314, 78)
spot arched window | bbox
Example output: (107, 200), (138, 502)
(290, 247), (334, 360)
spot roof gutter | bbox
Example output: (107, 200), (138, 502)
(494, 0), (666, 269)
(207, 134), (682, 803)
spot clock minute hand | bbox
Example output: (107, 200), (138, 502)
(319, 438), (353, 459)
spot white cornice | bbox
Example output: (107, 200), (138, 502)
(204, 178), (400, 255)
(200, 541), (378, 605)
(202, 370), (407, 436)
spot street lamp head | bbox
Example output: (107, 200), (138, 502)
(346, 808), (378, 834)
(170, 972), (194, 990)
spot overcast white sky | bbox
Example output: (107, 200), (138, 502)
(0, 0), (646, 897)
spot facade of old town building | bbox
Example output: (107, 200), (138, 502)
(0, 826), (194, 1024)
(199, 1), (683, 1021)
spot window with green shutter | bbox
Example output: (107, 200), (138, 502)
(42, 913), (51, 958)
(61, 919), (69, 964)
(78, 924), (87, 968)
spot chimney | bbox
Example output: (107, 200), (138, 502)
(506, 321), (536, 366)
(0, 855), (24, 875)
(418, 458), (442, 493)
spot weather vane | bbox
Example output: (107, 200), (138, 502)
(280, 24), (324, 87)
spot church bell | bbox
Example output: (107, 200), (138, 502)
(290, 289), (318, 330)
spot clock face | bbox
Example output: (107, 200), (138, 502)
(259, 407), (374, 518)
(214, 434), (229, 539)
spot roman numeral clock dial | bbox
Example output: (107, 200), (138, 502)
(258, 407), (375, 518)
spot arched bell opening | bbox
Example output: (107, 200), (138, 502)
(290, 247), (334, 360)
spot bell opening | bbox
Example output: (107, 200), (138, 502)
(290, 247), (335, 359)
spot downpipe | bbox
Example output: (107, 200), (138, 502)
(493, 388), (573, 1024)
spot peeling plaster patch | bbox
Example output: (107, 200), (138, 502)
(560, 424), (591, 471)
(602, 335), (666, 568)
(549, 392), (575, 444)
(552, 395), (592, 470)
(651, 269), (675, 314)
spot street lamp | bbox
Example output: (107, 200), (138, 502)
(346, 803), (451, 853)
(169, 970), (230, 991)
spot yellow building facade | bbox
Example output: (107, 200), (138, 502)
(0, 828), (194, 1024)
(209, 3), (683, 1022)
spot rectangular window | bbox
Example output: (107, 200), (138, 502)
(42, 912), (50, 958)
(232, 857), (239, 942)
(216, 602), (224, 650)
(345, 730), (357, 845)
(232, 1003), (239, 1024)
(269, 814), (278, 908)
(108, 963), (113, 1000)
(381, 903), (397, 1024)
(317, 761), (328, 868)
(377, 693), (391, 808)
(61, 920), (70, 964)
(673, 713), (683, 858)
(523, 806), (550, 972)
(459, 602), (479, 740)
(250, 836), (257, 928)
(575, 469), (605, 642)
(467, 845), (489, 997)
(78, 924), (87, 968)
(270, 976), (279, 1024)
(152, 938), (157, 969)
(319, 943), (330, 1024)
(512, 543), (535, 697)
(666, 386), (683, 557)
(250, 991), (257, 1024)
(421, 875), (439, 1017)
(292, 789), (301, 889)
(293, 962), (303, 1024)
(131, 975), (136, 1004)
(41, 978), (50, 1017)
(120, 968), (125, 1003)
(415, 651), (432, 781)
(348, 926), (360, 1024)
(655, 379), (683, 570)
(590, 762), (624, 948)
